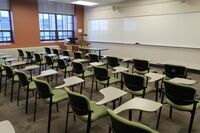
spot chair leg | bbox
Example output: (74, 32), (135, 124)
(0, 73), (2, 93)
(5, 77), (7, 96)
(56, 103), (59, 112)
(80, 82), (83, 94)
(25, 86), (29, 114)
(169, 106), (173, 118)
(47, 99), (53, 133)
(65, 102), (70, 133)
(17, 83), (20, 106)
(33, 91), (38, 122)
(156, 107), (162, 129)
(86, 113), (91, 133)
(188, 111), (196, 133)
(139, 111), (142, 121)
(10, 79), (14, 102)
(90, 76), (94, 99)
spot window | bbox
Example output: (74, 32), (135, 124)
(0, 10), (12, 43)
(39, 13), (74, 41)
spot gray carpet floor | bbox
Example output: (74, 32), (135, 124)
(0, 65), (200, 133)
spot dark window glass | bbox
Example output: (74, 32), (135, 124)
(39, 13), (74, 41)
(0, 10), (12, 43)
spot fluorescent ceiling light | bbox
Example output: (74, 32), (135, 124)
(71, 1), (98, 6)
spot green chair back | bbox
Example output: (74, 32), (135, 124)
(72, 62), (84, 74)
(65, 88), (91, 116)
(34, 53), (42, 63)
(89, 53), (99, 62)
(164, 64), (187, 79)
(3, 65), (14, 79)
(15, 70), (29, 87)
(17, 49), (24, 58)
(33, 78), (52, 99)
(74, 52), (82, 59)
(108, 109), (158, 133)
(93, 66), (109, 81)
(123, 72), (146, 91)
(44, 47), (51, 54)
(133, 59), (149, 72)
(45, 56), (53, 65)
(25, 51), (33, 59)
(63, 50), (70, 56)
(107, 56), (120, 68)
(57, 58), (68, 69)
(52, 49), (59, 56)
(164, 81), (196, 105)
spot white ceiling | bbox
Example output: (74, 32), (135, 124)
(48, 0), (129, 6)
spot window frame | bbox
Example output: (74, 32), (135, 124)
(0, 9), (13, 43)
(39, 12), (74, 41)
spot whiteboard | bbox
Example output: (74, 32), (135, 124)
(87, 12), (200, 48)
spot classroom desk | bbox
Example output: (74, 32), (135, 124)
(145, 73), (166, 101)
(47, 53), (57, 57)
(9, 61), (26, 68)
(5, 58), (16, 65)
(72, 59), (88, 63)
(0, 120), (15, 133)
(0, 55), (11, 62)
(35, 69), (58, 83)
(89, 62), (106, 67)
(21, 65), (39, 80)
(96, 86), (127, 109)
(79, 47), (108, 59)
(112, 66), (129, 74)
(120, 57), (133, 68)
(113, 97), (162, 129)
(169, 77), (197, 85)
(59, 56), (70, 60)
(56, 76), (84, 93)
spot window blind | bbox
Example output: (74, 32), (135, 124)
(0, 0), (10, 10)
(38, 0), (74, 15)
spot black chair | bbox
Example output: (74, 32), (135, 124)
(132, 59), (151, 74)
(160, 81), (200, 133)
(17, 49), (27, 61)
(107, 109), (158, 133)
(15, 70), (36, 114)
(89, 53), (99, 62)
(65, 88), (108, 133)
(34, 53), (45, 74)
(72, 62), (93, 93)
(74, 51), (82, 59)
(45, 56), (58, 70)
(25, 51), (34, 64)
(33, 77), (68, 133)
(52, 49), (60, 57)
(91, 66), (120, 99)
(107, 56), (120, 68)
(57, 58), (72, 78)
(3, 65), (19, 102)
(122, 72), (155, 121)
(44, 47), (51, 54)
(164, 64), (187, 79)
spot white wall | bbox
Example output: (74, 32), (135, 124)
(84, 0), (200, 70)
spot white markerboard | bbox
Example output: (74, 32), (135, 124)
(88, 12), (200, 48)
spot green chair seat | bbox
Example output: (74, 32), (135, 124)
(166, 99), (200, 111)
(98, 77), (120, 85)
(28, 81), (36, 91)
(61, 66), (73, 73)
(45, 89), (68, 104)
(76, 70), (94, 78)
(78, 101), (108, 122)
(2, 70), (6, 76)
(107, 109), (159, 133)
(126, 86), (155, 96)
(14, 75), (19, 82)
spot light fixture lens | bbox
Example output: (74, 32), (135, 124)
(71, 1), (98, 6)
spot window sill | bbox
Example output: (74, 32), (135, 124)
(0, 43), (12, 45)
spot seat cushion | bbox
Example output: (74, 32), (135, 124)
(45, 89), (68, 104)
(1, 71), (6, 76)
(14, 75), (19, 82)
(28, 81), (36, 91)
(166, 99), (200, 111)
(76, 71), (93, 78)
(61, 66), (73, 73)
(126, 86), (155, 96)
(78, 101), (108, 122)
(98, 77), (121, 85)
